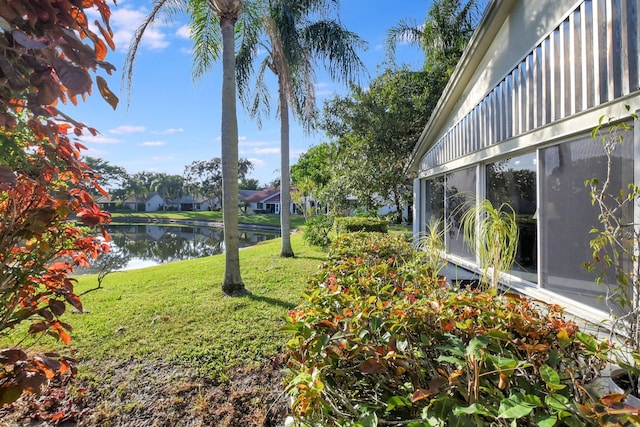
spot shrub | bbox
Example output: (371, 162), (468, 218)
(303, 215), (334, 247)
(334, 216), (388, 233)
(284, 233), (609, 426)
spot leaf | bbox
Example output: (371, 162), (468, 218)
(0, 349), (27, 364)
(453, 403), (493, 417)
(545, 393), (570, 411)
(534, 414), (558, 427)
(412, 388), (432, 403)
(385, 395), (411, 412)
(52, 59), (91, 96)
(34, 356), (61, 379)
(29, 321), (49, 334)
(96, 76), (118, 110)
(95, 20), (115, 51)
(498, 396), (536, 419)
(0, 385), (23, 405)
(64, 293), (83, 313)
(49, 299), (66, 316)
(11, 29), (47, 49)
(540, 364), (566, 390)
(466, 336), (490, 357)
(57, 328), (71, 345)
(360, 358), (384, 374)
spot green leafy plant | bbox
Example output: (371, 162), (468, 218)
(284, 233), (608, 426)
(460, 199), (519, 290)
(334, 216), (388, 233)
(416, 216), (448, 282)
(583, 106), (640, 404)
(303, 215), (334, 247)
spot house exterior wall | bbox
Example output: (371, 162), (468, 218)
(145, 194), (164, 211)
(411, 0), (640, 322)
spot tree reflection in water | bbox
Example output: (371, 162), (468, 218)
(78, 224), (279, 274)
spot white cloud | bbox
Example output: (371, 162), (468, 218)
(176, 24), (191, 39)
(248, 158), (267, 167)
(252, 147), (280, 155)
(83, 148), (109, 157)
(290, 149), (305, 159)
(153, 127), (184, 135)
(110, 125), (146, 134)
(239, 140), (272, 147)
(139, 141), (167, 147)
(80, 134), (122, 145)
(110, 7), (171, 52)
(315, 82), (335, 98)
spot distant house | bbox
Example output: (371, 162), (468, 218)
(94, 194), (117, 211)
(124, 192), (165, 212)
(240, 188), (296, 214)
(166, 195), (216, 212)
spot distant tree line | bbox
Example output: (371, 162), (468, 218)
(83, 156), (263, 209)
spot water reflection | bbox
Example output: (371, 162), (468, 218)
(79, 224), (279, 274)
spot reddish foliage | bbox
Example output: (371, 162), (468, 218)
(0, 0), (116, 409)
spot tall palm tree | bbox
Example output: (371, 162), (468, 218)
(237, 0), (366, 257)
(124, 0), (264, 295)
(151, 173), (169, 211)
(386, 0), (479, 75)
(126, 176), (150, 212)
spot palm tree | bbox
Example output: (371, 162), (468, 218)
(151, 173), (169, 211)
(386, 0), (480, 75)
(124, 0), (264, 295)
(237, 0), (366, 257)
(126, 176), (150, 212)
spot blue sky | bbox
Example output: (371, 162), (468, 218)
(70, 1), (432, 185)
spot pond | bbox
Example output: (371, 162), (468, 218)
(78, 223), (280, 274)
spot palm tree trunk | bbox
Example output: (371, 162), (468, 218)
(279, 79), (294, 257)
(220, 13), (245, 295)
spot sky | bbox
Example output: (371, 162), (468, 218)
(68, 1), (433, 186)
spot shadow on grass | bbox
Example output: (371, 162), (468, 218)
(242, 292), (297, 311)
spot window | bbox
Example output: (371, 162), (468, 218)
(539, 130), (634, 309)
(426, 177), (445, 225)
(445, 167), (476, 262)
(486, 152), (538, 282)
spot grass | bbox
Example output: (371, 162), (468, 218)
(109, 211), (307, 229)
(3, 233), (326, 379)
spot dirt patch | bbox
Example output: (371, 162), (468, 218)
(0, 356), (290, 427)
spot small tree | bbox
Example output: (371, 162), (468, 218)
(0, 0), (116, 405)
(584, 106), (640, 393)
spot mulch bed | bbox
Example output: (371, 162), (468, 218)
(0, 356), (290, 427)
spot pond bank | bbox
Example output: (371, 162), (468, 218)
(109, 215), (284, 233)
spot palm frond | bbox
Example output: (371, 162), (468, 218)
(386, 19), (424, 61)
(302, 20), (367, 86)
(123, 0), (186, 107)
(189, 0), (223, 79)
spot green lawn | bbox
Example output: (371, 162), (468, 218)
(109, 211), (307, 229)
(3, 233), (325, 378)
